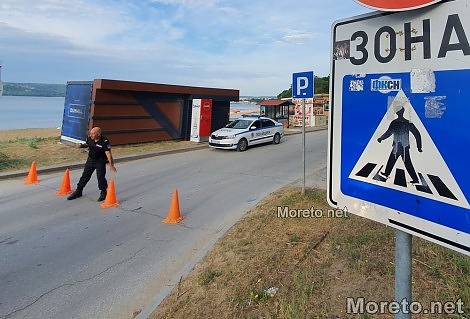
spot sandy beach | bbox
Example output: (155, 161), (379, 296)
(0, 127), (60, 141)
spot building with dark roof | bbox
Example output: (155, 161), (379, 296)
(61, 79), (239, 145)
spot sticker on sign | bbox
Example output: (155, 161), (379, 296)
(355, 0), (443, 11)
(328, 0), (470, 255)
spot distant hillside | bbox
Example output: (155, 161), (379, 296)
(3, 82), (66, 97)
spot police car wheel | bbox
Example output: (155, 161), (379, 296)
(237, 138), (248, 152)
(273, 133), (281, 144)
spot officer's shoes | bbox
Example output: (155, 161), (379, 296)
(97, 191), (107, 202)
(67, 190), (82, 200)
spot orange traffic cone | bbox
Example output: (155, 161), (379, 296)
(56, 169), (73, 195)
(101, 179), (120, 208)
(24, 161), (39, 184)
(162, 188), (185, 224)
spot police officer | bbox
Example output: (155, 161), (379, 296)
(68, 127), (117, 201)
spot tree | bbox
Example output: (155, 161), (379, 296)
(314, 76), (329, 94)
(277, 87), (292, 99)
(3, 82), (66, 97)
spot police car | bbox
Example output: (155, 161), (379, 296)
(209, 115), (284, 152)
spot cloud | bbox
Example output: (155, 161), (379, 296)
(0, 0), (370, 95)
(279, 29), (318, 44)
(0, 1), (123, 47)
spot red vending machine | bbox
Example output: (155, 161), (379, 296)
(190, 99), (212, 142)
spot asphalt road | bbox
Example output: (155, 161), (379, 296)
(0, 129), (327, 319)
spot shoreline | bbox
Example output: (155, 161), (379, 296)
(0, 105), (260, 141)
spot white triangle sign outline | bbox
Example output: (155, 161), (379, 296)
(349, 89), (469, 209)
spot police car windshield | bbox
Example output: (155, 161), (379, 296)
(226, 119), (252, 129)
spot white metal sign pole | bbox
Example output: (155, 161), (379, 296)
(0, 62), (3, 98)
(395, 230), (412, 318)
(293, 71), (313, 196)
(302, 98), (306, 195)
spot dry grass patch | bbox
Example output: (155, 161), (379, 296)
(149, 187), (470, 319)
(0, 128), (196, 172)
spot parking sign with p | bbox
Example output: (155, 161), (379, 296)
(292, 71), (314, 98)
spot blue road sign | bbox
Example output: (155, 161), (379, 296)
(329, 1), (470, 255)
(292, 71), (314, 98)
(342, 71), (470, 248)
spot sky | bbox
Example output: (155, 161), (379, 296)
(0, 0), (371, 96)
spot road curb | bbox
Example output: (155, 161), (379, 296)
(0, 145), (207, 181)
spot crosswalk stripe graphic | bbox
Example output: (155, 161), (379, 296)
(356, 162), (376, 178)
(415, 173), (432, 195)
(372, 166), (386, 182)
(349, 90), (469, 209)
(354, 162), (457, 201)
(394, 169), (407, 187)
(428, 174), (457, 200)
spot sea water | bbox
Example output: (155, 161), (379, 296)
(0, 96), (65, 130)
(229, 102), (259, 120)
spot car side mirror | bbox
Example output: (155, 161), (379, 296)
(250, 126), (257, 130)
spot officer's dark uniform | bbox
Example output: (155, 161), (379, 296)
(68, 135), (111, 200)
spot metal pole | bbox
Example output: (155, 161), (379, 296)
(395, 229), (412, 319)
(301, 98), (306, 195)
(0, 62), (3, 98)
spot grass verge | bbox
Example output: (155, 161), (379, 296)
(0, 131), (195, 173)
(149, 187), (470, 319)
(0, 136), (87, 172)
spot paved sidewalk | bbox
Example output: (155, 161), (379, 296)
(0, 125), (327, 181)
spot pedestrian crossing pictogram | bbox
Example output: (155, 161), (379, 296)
(355, 162), (457, 201)
(349, 90), (469, 209)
